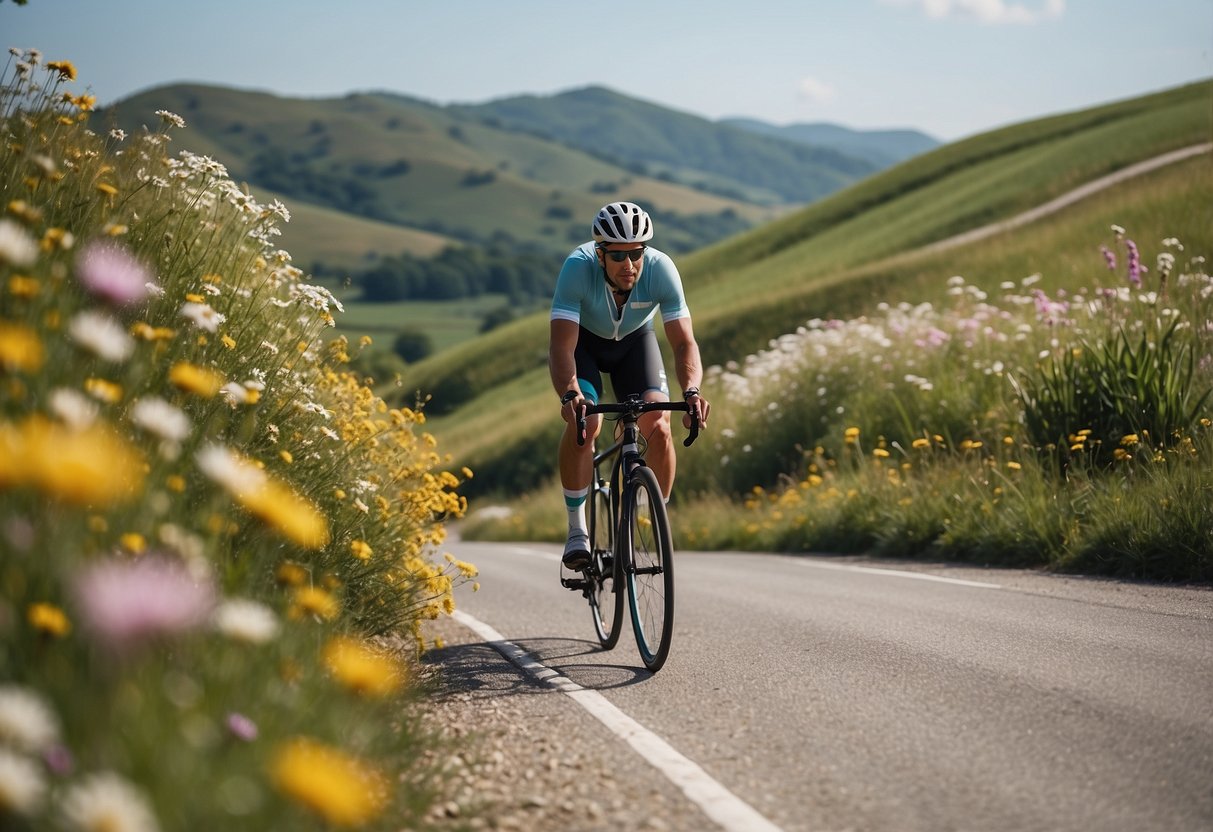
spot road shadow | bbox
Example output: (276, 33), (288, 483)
(423, 636), (653, 699)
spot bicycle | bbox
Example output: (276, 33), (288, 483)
(560, 394), (699, 672)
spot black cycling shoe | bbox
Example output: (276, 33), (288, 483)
(561, 531), (591, 570)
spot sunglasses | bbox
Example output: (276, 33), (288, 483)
(601, 247), (645, 263)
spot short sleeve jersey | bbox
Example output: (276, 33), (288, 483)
(550, 242), (690, 341)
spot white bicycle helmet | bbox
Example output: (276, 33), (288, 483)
(591, 201), (654, 244)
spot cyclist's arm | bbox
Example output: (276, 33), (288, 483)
(549, 319), (582, 401)
(664, 316), (710, 428)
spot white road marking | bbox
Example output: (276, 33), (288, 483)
(451, 610), (786, 832)
(795, 559), (1002, 589)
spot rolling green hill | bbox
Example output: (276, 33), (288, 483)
(721, 118), (939, 168)
(392, 79), (1212, 496)
(95, 83), (916, 273)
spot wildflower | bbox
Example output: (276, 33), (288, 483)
(119, 533), (146, 554)
(69, 311), (135, 362)
(873, 448), (890, 458)
(1006, 461), (1022, 471)
(225, 713), (258, 742)
(3, 417), (143, 505)
(8, 274), (38, 297)
(0, 748), (46, 816)
(130, 397), (191, 443)
(844, 427), (860, 443)
(0, 322), (44, 372)
(180, 301), (225, 332)
(0, 686), (60, 753)
(290, 586), (340, 621)
(73, 555), (216, 651)
(40, 227), (74, 251)
(270, 737), (388, 826)
(276, 562), (308, 587)
(0, 220), (38, 266)
(27, 602), (71, 637)
(323, 636), (405, 698)
(96, 182), (118, 197)
(1121, 434), (1140, 446)
(75, 240), (157, 306)
(1113, 448), (1132, 461)
(1099, 245), (1116, 271)
(1125, 239), (1143, 287)
(213, 598), (280, 645)
(46, 60), (77, 80)
(155, 109), (185, 129)
(350, 540), (373, 560)
(169, 362), (225, 397)
(84, 377), (123, 403)
(50, 388), (99, 429)
(60, 772), (160, 832)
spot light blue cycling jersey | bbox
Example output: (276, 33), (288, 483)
(550, 242), (690, 341)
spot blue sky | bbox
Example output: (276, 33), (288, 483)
(4, 0), (1210, 140)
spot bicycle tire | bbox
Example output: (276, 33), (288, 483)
(588, 479), (623, 648)
(624, 465), (674, 672)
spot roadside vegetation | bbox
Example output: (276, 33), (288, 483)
(0, 53), (473, 829)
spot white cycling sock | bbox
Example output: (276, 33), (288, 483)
(563, 487), (589, 537)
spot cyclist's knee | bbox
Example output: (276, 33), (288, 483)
(640, 411), (672, 445)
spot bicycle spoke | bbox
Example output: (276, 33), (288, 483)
(626, 467), (674, 672)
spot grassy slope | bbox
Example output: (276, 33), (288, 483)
(392, 80), (1211, 490)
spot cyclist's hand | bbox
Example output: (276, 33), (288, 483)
(683, 393), (709, 430)
(560, 391), (585, 423)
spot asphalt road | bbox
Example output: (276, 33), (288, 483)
(434, 539), (1212, 832)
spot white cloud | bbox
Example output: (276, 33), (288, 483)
(797, 76), (836, 104)
(881, 0), (1064, 24)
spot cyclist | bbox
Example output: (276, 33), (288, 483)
(550, 201), (711, 570)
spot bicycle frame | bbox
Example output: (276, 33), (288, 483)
(573, 394), (698, 671)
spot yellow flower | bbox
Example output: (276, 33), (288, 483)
(84, 377), (123, 403)
(960, 439), (983, 450)
(911, 437), (930, 449)
(96, 182), (118, 196)
(1, 416), (143, 505)
(47, 60), (78, 80)
(1120, 434), (1140, 446)
(8, 275), (39, 298)
(279, 450), (293, 464)
(270, 738), (388, 826)
(323, 636), (404, 697)
(238, 477), (330, 549)
(169, 362), (225, 397)
(276, 562), (308, 587)
(844, 426), (860, 443)
(872, 448), (890, 458)
(290, 586), (340, 621)
(28, 602), (71, 637)
(350, 540), (373, 560)
(221, 334), (236, 350)
(1006, 461), (1022, 471)
(131, 322), (176, 341)
(166, 474), (186, 493)
(119, 532), (147, 554)
(0, 321), (44, 372)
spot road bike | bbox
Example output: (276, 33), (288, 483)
(560, 394), (698, 672)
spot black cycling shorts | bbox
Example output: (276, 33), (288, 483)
(574, 325), (669, 404)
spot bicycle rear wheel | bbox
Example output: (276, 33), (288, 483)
(588, 480), (623, 648)
(624, 465), (674, 672)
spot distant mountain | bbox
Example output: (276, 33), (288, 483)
(95, 84), (921, 272)
(451, 86), (880, 205)
(721, 118), (940, 168)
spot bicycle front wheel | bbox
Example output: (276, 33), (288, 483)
(624, 466), (674, 672)
(588, 480), (623, 648)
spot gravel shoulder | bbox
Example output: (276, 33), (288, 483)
(417, 614), (713, 832)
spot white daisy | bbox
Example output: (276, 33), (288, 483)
(60, 772), (161, 832)
(179, 302), (224, 333)
(0, 686), (59, 753)
(213, 598), (279, 645)
(130, 397), (191, 443)
(50, 387), (99, 429)
(0, 748), (46, 815)
(68, 311), (135, 362)
(0, 219), (38, 267)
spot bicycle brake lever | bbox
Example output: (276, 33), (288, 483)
(576, 405), (587, 446)
(683, 410), (700, 447)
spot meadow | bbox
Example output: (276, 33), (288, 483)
(0, 52), (474, 828)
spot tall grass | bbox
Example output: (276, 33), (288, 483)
(0, 52), (474, 828)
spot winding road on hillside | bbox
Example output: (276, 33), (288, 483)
(422, 146), (1213, 832)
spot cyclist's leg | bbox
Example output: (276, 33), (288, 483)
(559, 334), (604, 567)
(611, 329), (675, 499)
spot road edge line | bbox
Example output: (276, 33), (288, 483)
(451, 609), (786, 832)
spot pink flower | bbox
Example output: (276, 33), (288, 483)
(1099, 245), (1116, 271)
(225, 712), (258, 742)
(72, 555), (215, 651)
(74, 240), (157, 306)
